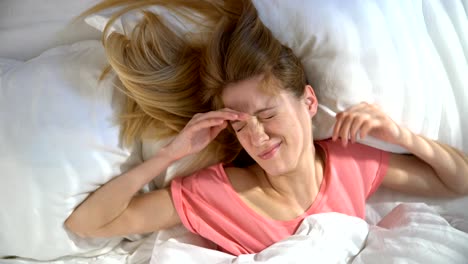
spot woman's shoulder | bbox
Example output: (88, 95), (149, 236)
(314, 139), (388, 173)
(184, 163), (256, 186)
(179, 164), (259, 197)
(315, 139), (382, 155)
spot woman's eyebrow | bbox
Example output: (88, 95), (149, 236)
(230, 106), (276, 125)
(253, 106), (276, 115)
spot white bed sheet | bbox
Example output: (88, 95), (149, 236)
(0, 235), (156, 264)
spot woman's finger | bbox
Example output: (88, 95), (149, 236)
(333, 104), (365, 140)
(349, 115), (367, 143)
(332, 112), (344, 141)
(338, 114), (354, 146)
(188, 118), (225, 133)
(190, 112), (235, 123)
(191, 109), (247, 124)
(210, 120), (228, 138)
(359, 119), (376, 140)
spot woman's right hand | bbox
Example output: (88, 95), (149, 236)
(164, 108), (247, 161)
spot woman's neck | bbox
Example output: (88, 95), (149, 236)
(255, 144), (325, 211)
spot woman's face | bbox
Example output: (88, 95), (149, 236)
(222, 75), (318, 176)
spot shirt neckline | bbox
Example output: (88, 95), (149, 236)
(218, 141), (330, 227)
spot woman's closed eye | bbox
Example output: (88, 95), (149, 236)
(231, 121), (246, 132)
(259, 113), (276, 121)
(261, 115), (275, 120)
(235, 125), (246, 132)
(233, 115), (275, 132)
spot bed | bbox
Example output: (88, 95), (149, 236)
(1, 0), (467, 263)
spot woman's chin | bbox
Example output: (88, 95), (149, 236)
(261, 163), (291, 177)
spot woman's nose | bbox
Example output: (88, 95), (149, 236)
(247, 118), (269, 147)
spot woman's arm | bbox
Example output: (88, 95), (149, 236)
(332, 102), (468, 196)
(65, 109), (246, 238)
(385, 127), (468, 195)
(64, 148), (178, 238)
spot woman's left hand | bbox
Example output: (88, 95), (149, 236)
(332, 102), (402, 146)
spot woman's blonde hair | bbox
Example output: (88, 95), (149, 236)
(79, 0), (307, 165)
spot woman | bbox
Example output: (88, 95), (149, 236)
(66, 0), (468, 256)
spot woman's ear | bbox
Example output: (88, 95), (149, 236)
(303, 85), (318, 116)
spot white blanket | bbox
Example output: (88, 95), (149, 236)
(149, 203), (468, 264)
(2, 202), (466, 264)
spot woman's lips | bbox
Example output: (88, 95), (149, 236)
(258, 142), (281, 160)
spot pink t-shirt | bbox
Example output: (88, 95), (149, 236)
(171, 140), (389, 255)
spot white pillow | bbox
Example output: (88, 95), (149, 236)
(85, 0), (468, 157)
(254, 0), (468, 154)
(0, 40), (142, 260)
(0, 0), (102, 61)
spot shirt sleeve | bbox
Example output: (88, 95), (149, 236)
(171, 175), (197, 233)
(319, 140), (390, 200)
(170, 164), (225, 234)
(350, 143), (390, 198)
